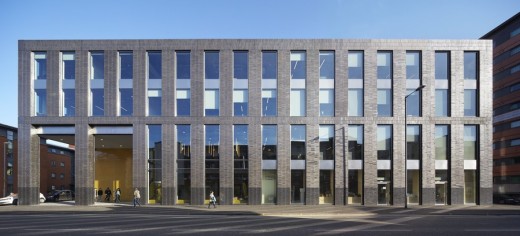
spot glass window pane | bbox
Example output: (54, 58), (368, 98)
(91, 52), (104, 80)
(464, 52), (478, 80)
(377, 125), (392, 160)
(205, 51), (219, 79)
(348, 51), (363, 79)
(176, 90), (190, 116)
(464, 89), (477, 116)
(319, 51), (334, 79)
(205, 89), (219, 116)
(348, 89), (363, 116)
(377, 52), (392, 80)
(234, 51), (248, 79)
(406, 52), (421, 80)
(233, 89), (248, 116)
(319, 125), (334, 160)
(291, 125), (306, 160)
(262, 89), (277, 116)
(63, 89), (75, 117)
(406, 89), (421, 117)
(290, 51), (306, 79)
(262, 125), (277, 160)
(148, 89), (162, 116)
(377, 89), (392, 117)
(319, 89), (334, 117)
(177, 125), (191, 159)
(92, 88), (104, 116)
(62, 52), (75, 80)
(148, 51), (162, 80)
(120, 88), (133, 116)
(464, 125), (477, 160)
(348, 125), (363, 160)
(119, 52), (133, 80)
(205, 125), (220, 159)
(234, 125), (248, 159)
(35, 89), (47, 116)
(435, 125), (449, 160)
(464, 170), (477, 204)
(435, 89), (449, 117)
(406, 125), (421, 160)
(34, 52), (47, 80)
(176, 51), (190, 79)
(290, 89), (306, 116)
(435, 52), (449, 80)
(262, 51), (277, 79)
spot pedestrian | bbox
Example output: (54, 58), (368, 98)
(97, 188), (103, 202)
(133, 188), (141, 207)
(105, 187), (112, 202)
(208, 191), (217, 208)
(115, 188), (121, 203)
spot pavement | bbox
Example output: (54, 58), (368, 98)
(1, 201), (520, 216)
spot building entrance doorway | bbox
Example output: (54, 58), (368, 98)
(377, 182), (390, 205)
(435, 181), (447, 205)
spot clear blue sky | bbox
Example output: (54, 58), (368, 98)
(0, 0), (518, 127)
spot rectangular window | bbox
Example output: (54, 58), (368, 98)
(435, 89), (449, 117)
(177, 125), (191, 160)
(290, 51), (306, 79)
(91, 52), (104, 80)
(464, 52), (478, 80)
(406, 51), (421, 80)
(120, 88), (133, 116)
(320, 170), (334, 204)
(148, 89), (162, 116)
(205, 125), (220, 159)
(234, 125), (248, 160)
(176, 51), (190, 79)
(377, 51), (392, 80)
(377, 125), (392, 160)
(176, 90), (190, 116)
(204, 89), (219, 116)
(435, 125), (449, 160)
(233, 90), (248, 116)
(319, 51), (334, 79)
(348, 125), (363, 160)
(348, 51), (363, 79)
(234, 51), (248, 79)
(148, 51), (162, 80)
(319, 89), (334, 117)
(464, 125), (478, 160)
(62, 52), (75, 80)
(34, 52), (47, 80)
(348, 89), (363, 116)
(464, 89), (477, 116)
(262, 125), (277, 160)
(63, 89), (75, 117)
(205, 51), (219, 79)
(35, 89), (47, 116)
(406, 125), (421, 160)
(291, 125), (306, 160)
(262, 89), (277, 116)
(148, 125), (162, 204)
(262, 51), (277, 79)
(177, 124), (191, 202)
(119, 52), (133, 80)
(377, 89), (392, 117)
(319, 125), (334, 160)
(464, 170), (477, 204)
(290, 89), (306, 116)
(406, 89), (421, 117)
(435, 52), (449, 80)
(262, 170), (277, 204)
(91, 89), (104, 116)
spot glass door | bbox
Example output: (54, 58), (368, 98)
(435, 182), (447, 205)
(377, 182), (390, 205)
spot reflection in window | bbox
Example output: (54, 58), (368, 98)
(348, 125), (363, 160)
(34, 52), (47, 80)
(233, 90), (248, 116)
(262, 51), (277, 79)
(290, 89), (306, 116)
(62, 52), (75, 80)
(291, 125), (306, 160)
(205, 51), (219, 79)
(464, 52), (478, 80)
(176, 51), (190, 79)
(319, 125), (334, 160)
(91, 52), (104, 80)
(177, 124), (191, 203)
(377, 52), (392, 80)
(148, 125), (162, 204)
(234, 51), (248, 79)
(319, 51), (334, 79)
(177, 125), (191, 160)
(435, 125), (449, 160)
(148, 51), (162, 79)
(148, 89), (162, 116)
(176, 90), (190, 116)
(63, 89), (75, 117)
(406, 125), (421, 160)
(377, 89), (392, 117)
(262, 89), (277, 116)
(406, 52), (421, 80)
(91, 89), (104, 116)
(377, 125), (392, 160)
(348, 51), (363, 79)
(120, 88), (133, 116)
(348, 89), (363, 116)
(234, 125), (248, 160)
(435, 89), (449, 117)
(464, 125), (477, 160)
(290, 51), (306, 79)
(406, 89), (421, 117)
(119, 52), (133, 80)
(205, 89), (219, 116)
(319, 89), (334, 116)
(262, 125), (277, 160)
(35, 89), (47, 116)
(464, 89), (477, 116)
(435, 52), (449, 80)
(320, 170), (334, 204)
(205, 125), (220, 159)
(464, 170), (477, 204)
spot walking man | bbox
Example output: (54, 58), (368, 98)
(105, 187), (112, 202)
(133, 188), (141, 207)
(115, 188), (121, 203)
(97, 188), (103, 202)
(208, 191), (217, 208)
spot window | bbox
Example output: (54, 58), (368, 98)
(204, 90), (219, 116)
(60, 162), (65, 167)
(120, 88), (133, 116)
(377, 51), (392, 80)
(176, 51), (190, 79)
(233, 125), (248, 160)
(319, 51), (334, 79)
(291, 125), (306, 160)
(348, 125), (363, 160)
(51, 173), (56, 178)
(512, 120), (520, 128)
(233, 90), (248, 116)
(148, 89), (162, 116)
(435, 52), (449, 80)
(319, 125), (334, 160)
(119, 52), (133, 80)
(406, 89), (421, 117)
(63, 89), (75, 116)
(148, 51), (162, 79)
(511, 45), (520, 56)
(290, 51), (306, 79)
(91, 89), (104, 116)
(464, 89), (477, 116)
(377, 89), (392, 117)
(262, 89), (277, 116)
(35, 89), (47, 116)
(91, 52), (104, 80)
(348, 51), (363, 79)
(62, 52), (75, 80)
(435, 89), (449, 117)
(148, 125), (162, 203)
(511, 64), (520, 74)
(59, 173), (65, 179)
(177, 125), (191, 160)
(511, 27), (520, 38)
(348, 89), (363, 116)
(205, 125), (220, 159)
(464, 52), (478, 80)
(262, 125), (277, 160)
(406, 125), (421, 160)
(290, 89), (306, 116)
(464, 125), (477, 160)
(377, 125), (392, 160)
(51, 161), (56, 167)
(406, 52), (421, 80)
(176, 90), (190, 116)
(34, 52), (47, 80)
(319, 89), (334, 116)
(262, 51), (277, 79)
(205, 51), (219, 79)
(234, 51), (248, 79)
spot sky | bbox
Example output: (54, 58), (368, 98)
(0, 0), (518, 127)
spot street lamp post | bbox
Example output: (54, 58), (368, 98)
(404, 85), (425, 209)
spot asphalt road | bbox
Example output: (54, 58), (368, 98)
(0, 205), (519, 235)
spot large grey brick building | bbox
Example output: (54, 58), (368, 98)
(18, 39), (492, 206)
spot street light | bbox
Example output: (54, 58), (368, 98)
(404, 85), (425, 209)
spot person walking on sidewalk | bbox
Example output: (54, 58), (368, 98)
(114, 188), (121, 203)
(208, 191), (217, 208)
(97, 188), (103, 202)
(133, 188), (141, 207)
(104, 187), (112, 202)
